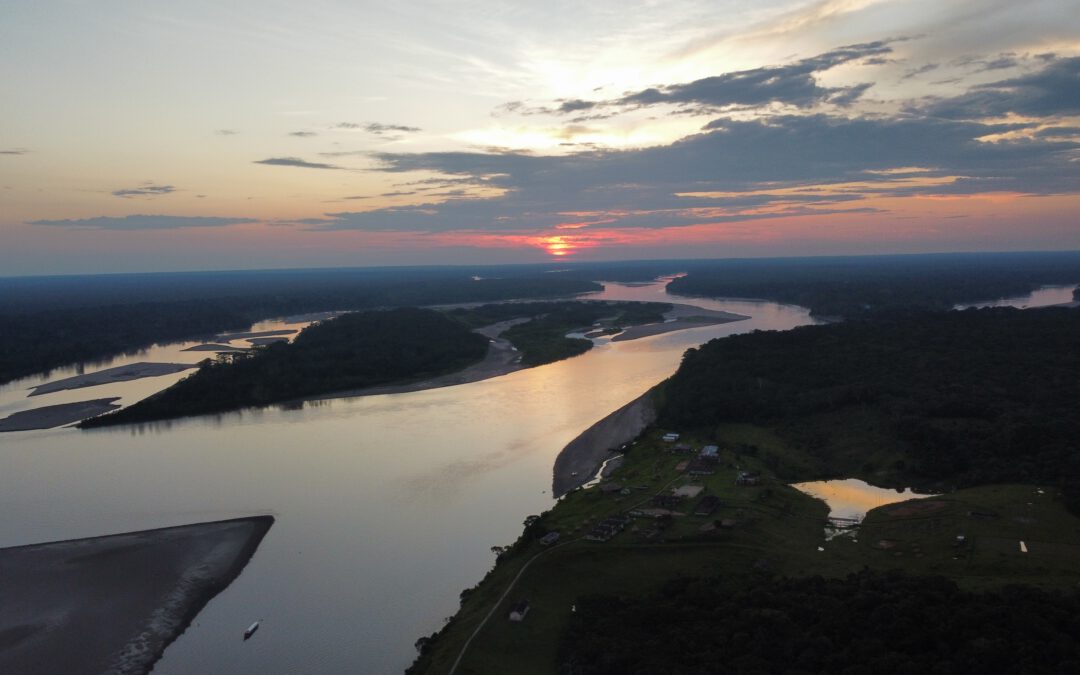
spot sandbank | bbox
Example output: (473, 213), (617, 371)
(0, 515), (273, 675)
(552, 390), (657, 497)
(212, 329), (297, 341)
(610, 304), (749, 342)
(0, 398), (121, 432)
(29, 362), (198, 396)
(182, 343), (246, 352)
(246, 336), (290, 346)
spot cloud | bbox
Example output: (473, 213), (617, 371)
(254, 156), (342, 170)
(29, 215), (256, 230)
(215, 129), (239, 136)
(289, 131), (317, 137)
(334, 122), (422, 135)
(0, 148), (28, 155)
(921, 56), (1080, 119)
(505, 41), (894, 118)
(112, 183), (176, 198)
(306, 112), (1077, 234)
(902, 63), (939, 80)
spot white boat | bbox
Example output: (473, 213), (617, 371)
(244, 621), (260, 640)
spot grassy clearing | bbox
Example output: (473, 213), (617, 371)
(412, 427), (1080, 674)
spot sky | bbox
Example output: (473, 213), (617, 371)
(2, 0), (1079, 275)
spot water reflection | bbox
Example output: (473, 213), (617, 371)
(954, 284), (1077, 310)
(0, 279), (815, 673)
(791, 478), (931, 525)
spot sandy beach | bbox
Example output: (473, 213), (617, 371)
(0, 398), (121, 432)
(29, 362), (198, 397)
(552, 390), (657, 497)
(0, 516), (273, 675)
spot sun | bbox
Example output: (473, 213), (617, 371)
(538, 235), (577, 257)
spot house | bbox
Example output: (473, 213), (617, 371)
(735, 471), (761, 486)
(672, 443), (693, 453)
(662, 432), (680, 442)
(509, 600), (530, 621)
(539, 531), (561, 546)
(699, 445), (720, 461)
(651, 494), (684, 509)
(585, 514), (631, 542)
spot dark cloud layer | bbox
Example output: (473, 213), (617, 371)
(254, 157), (341, 170)
(309, 109), (1077, 233)
(922, 56), (1080, 118)
(30, 215), (255, 230)
(0, 148), (29, 155)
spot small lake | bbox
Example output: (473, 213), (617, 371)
(791, 478), (932, 538)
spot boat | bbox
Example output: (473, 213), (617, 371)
(244, 620), (260, 640)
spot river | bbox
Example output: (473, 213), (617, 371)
(3, 279), (1070, 672)
(0, 280), (814, 673)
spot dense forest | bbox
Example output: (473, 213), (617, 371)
(0, 271), (599, 385)
(450, 301), (669, 366)
(659, 306), (1080, 507)
(559, 571), (1080, 674)
(667, 251), (1080, 318)
(80, 308), (488, 427)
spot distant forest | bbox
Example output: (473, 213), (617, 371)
(658, 306), (1080, 510)
(560, 571), (1080, 674)
(81, 308), (488, 427)
(450, 301), (669, 366)
(4, 252), (1080, 385)
(0, 268), (599, 385)
(666, 251), (1080, 318)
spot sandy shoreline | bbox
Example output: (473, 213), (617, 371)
(611, 304), (749, 342)
(28, 362), (198, 397)
(552, 390), (657, 497)
(0, 398), (122, 432)
(0, 516), (273, 675)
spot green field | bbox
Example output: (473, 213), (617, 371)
(410, 424), (1080, 674)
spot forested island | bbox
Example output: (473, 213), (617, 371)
(0, 269), (600, 385)
(81, 308), (489, 427)
(409, 305), (1080, 674)
(81, 301), (673, 427)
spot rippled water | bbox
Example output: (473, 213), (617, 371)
(0, 281), (814, 673)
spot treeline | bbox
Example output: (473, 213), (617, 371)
(0, 272), (599, 385)
(559, 570), (1080, 674)
(667, 251), (1080, 318)
(659, 307), (1080, 506)
(450, 301), (670, 366)
(80, 308), (488, 427)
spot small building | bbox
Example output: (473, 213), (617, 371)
(599, 482), (623, 494)
(651, 494), (684, 509)
(662, 432), (680, 442)
(699, 445), (720, 461)
(735, 471), (761, 486)
(539, 531), (561, 546)
(673, 485), (704, 499)
(675, 460), (690, 472)
(509, 600), (530, 621)
(672, 443), (693, 453)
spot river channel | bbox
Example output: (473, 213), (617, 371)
(6, 279), (1062, 673)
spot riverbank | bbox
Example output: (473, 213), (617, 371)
(304, 320), (528, 400)
(0, 516), (273, 675)
(552, 390), (657, 497)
